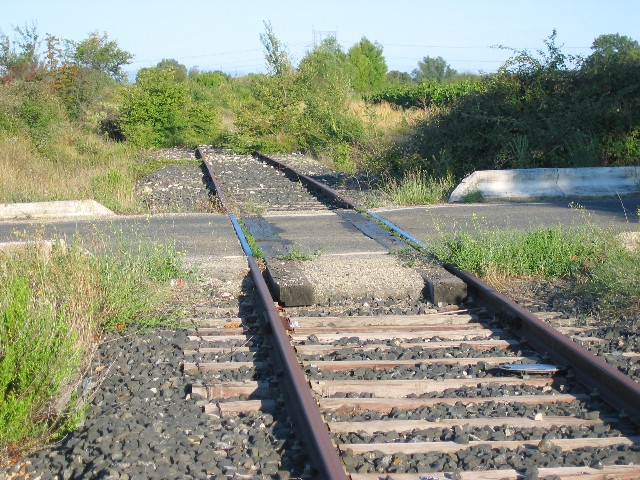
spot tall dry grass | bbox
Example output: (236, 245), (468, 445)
(349, 99), (426, 133)
(0, 132), (139, 212)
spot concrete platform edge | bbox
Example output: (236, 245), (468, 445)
(449, 166), (640, 203)
(0, 200), (114, 220)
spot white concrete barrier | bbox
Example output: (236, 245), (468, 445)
(449, 166), (640, 203)
(0, 200), (114, 220)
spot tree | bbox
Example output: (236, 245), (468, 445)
(260, 21), (292, 76)
(412, 56), (457, 83)
(190, 69), (230, 88)
(297, 37), (362, 166)
(0, 23), (42, 80)
(348, 37), (387, 93)
(156, 58), (188, 82)
(498, 30), (575, 76)
(298, 36), (353, 91)
(584, 34), (640, 72)
(65, 32), (132, 81)
(387, 70), (412, 85)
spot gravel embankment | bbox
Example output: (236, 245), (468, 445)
(6, 238), (304, 479)
(134, 148), (219, 213)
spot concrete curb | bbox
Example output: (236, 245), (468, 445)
(0, 200), (114, 220)
(449, 166), (640, 203)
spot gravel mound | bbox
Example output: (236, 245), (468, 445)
(6, 331), (303, 479)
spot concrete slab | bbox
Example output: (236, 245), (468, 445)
(417, 266), (468, 306)
(0, 200), (114, 220)
(335, 210), (410, 253)
(449, 166), (640, 202)
(252, 209), (428, 306)
(292, 254), (425, 305)
(264, 259), (315, 306)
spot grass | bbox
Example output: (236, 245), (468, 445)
(462, 190), (484, 203)
(431, 223), (611, 280)
(0, 131), (143, 213)
(349, 99), (425, 135)
(238, 221), (264, 259)
(0, 231), (188, 465)
(1, 275), (81, 451)
(585, 241), (640, 314)
(430, 218), (640, 316)
(278, 248), (321, 261)
(0, 130), (210, 214)
(381, 169), (455, 205)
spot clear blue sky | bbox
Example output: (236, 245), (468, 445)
(2, 0), (638, 77)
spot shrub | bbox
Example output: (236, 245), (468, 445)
(0, 80), (67, 155)
(381, 170), (454, 205)
(0, 275), (81, 447)
(0, 233), (187, 462)
(369, 80), (484, 109)
(382, 32), (640, 177)
(118, 67), (189, 147)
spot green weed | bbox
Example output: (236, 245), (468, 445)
(238, 221), (264, 259)
(0, 276), (81, 447)
(510, 134), (532, 168)
(381, 170), (454, 205)
(585, 241), (640, 315)
(0, 232), (187, 463)
(463, 190), (484, 203)
(91, 167), (134, 212)
(431, 223), (611, 280)
(278, 249), (321, 261)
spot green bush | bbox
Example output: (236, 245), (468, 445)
(0, 276), (80, 446)
(118, 66), (221, 147)
(226, 73), (301, 153)
(0, 235), (187, 462)
(0, 80), (67, 154)
(382, 32), (640, 178)
(369, 80), (484, 109)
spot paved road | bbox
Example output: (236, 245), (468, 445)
(375, 197), (640, 244)
(0, 213), (243, 259)
(1, 198), (638, 258)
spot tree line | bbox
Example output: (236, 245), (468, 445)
(1, 22), (638, 177)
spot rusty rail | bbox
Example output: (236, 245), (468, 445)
(253, 149), (640, 427)
(252, 151), (359, 209)
(198, 147), (348, 480)
(445, 263), (640, 427)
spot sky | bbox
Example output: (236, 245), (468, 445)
(2, 0), (639, 78)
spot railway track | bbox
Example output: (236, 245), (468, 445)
(186, 148), (640, 479)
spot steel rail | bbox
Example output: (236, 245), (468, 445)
(252, 152), (429, 248)
(197, 147), (348, 480)
(253, 151), (359, 209)
(445, 263), (640, 427)
(252, 150), (640, 427)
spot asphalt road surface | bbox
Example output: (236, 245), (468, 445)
(1, 197), (639, 255)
